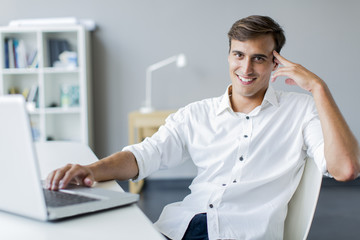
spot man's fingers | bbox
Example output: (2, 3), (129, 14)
(46, 164), (94, 191)
(83, 177), (94, 187)
(274, 57), (281, 65)
(46, 171), (56, 189)
(50, 164), (73, 190)
(273, 50), (293, 66)
(271, 67), (292, 82)
(60, 164), (91, 189)
(272, 52), (321, 92)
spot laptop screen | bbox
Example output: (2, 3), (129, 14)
(0, 95), (48, 220)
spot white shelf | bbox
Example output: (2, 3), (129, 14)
(2, 68), (39, 74)
(44, 107), (81, 114)
(0, 25), (93, 147)
(43, 67), (79, 73)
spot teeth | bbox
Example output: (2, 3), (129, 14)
(238, 76), (255, 82)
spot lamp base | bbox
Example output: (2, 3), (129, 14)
(139, 106), (155, 114)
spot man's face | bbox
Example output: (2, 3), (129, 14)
(228, 35), (278, 103)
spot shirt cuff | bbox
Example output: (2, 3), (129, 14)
(313, 142), (330, 176)
(122, 145), (145, 182)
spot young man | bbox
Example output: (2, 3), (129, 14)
(47, 15), (360, 240)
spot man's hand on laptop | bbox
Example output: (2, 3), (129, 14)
(46, 164), (95, 191)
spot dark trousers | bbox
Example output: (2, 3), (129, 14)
(182, 213), (208, 240)
(164, 213), (208, 240)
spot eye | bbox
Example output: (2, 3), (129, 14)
(253, 56), (266, 63)
(233, 52), (243, 58)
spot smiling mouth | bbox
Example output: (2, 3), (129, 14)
(237, 75), (257, 84)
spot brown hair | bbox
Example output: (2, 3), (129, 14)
(228, 15), (286, 53)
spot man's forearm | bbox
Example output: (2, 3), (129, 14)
(312, 81), (360, 181)
(272, 51), (360, 180)
(89, 151), (139, 182)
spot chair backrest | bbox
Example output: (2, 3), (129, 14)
(35, 141), (98, 179)
(283, 158), (323, 240)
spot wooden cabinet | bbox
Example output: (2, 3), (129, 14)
(128, 111), (174, 193)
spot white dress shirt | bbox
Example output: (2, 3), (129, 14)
(123, 85), (326, 240)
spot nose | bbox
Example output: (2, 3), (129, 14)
(241, 57), (253, 75)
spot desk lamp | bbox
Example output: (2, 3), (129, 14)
(140, 53), (186, 113)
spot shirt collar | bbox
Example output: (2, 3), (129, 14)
(216, 85), (279, 116)
(263, 85), (279, 108)
(216, 85), (233, 116)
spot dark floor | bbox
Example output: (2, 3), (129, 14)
(307, 178), (360, 239)
(118, 177), (360, 239)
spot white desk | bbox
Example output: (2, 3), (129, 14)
(0, 181), (165, 240)
(0, 142), (165, 240)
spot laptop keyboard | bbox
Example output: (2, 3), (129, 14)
(43, 189), (100, 207)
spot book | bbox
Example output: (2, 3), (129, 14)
(4, 39), (9, 68)
(27, 49), (38, 68)
(19, 39), (27, 68)
(7, 38), (15, 68)
(48, 39), (71, 67)
(14, 39), (27, 68)
(27, 85), (39, 103)
(13, 38), (19, 68)
(4, 38), (29, 68)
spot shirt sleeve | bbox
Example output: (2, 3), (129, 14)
(302, 97), (328, 175)
(122, 108), (191, 181)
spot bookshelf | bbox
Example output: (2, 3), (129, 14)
(0, 25), (93, 147)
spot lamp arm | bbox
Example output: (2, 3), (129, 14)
(144, 55), (178, 109)
(147, 55), (178, 72)
(141, 54), (186, 113)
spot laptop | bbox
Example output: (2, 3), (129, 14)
(0, 95), (139, 221)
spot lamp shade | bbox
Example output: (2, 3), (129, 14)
(176, 54), (186, 68)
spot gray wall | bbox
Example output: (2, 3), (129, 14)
(1, 1), (359, 178)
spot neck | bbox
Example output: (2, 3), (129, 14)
(230, 89), (267, 114)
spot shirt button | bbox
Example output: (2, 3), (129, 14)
(239, 156), (244, 161)
(222, 184), (226, 186)
(244, 135), (248, 138)
(209, 204), (214, 208)
(233, 180), (237, 183)
(246, 116), (250, 120)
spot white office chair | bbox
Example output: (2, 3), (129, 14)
(283, 158), (323, 240)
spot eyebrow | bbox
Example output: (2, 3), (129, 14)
(231, 50), (269, 59)
(253, 54), (268, 59)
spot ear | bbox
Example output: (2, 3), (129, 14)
(272, 58), (280, 71)
(271, 62), (278, 71)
